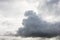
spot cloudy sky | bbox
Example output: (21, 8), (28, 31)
(0, 0), (60, 36)
(0, 0), (38, 35)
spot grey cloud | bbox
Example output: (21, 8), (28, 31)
(17, 10), (60, 38)
(47, 0), (60, 5)
(0, 0), (9, 1)
(46, 0), (60, 16)
(46, 0), (60, 9)
(38, 0), (60, 18)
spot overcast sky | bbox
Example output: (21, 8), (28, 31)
(0, 0), (38, 35)
(0, 0), (60, 35)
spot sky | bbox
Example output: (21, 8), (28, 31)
(0, 0), (38, 35)
(0, 0), (60, 36)
(16, 0), (60, 38)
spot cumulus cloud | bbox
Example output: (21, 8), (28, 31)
(17, 10), (60, 38)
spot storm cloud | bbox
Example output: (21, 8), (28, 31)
(17, 10), (60, 38)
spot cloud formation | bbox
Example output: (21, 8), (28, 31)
(17, 10), (60, 38)
(38, 0), (60, 14)
(0, 0), (39, 35)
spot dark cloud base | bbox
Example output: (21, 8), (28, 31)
(17, 29), (59, 38)
(17, 10), (60, 38)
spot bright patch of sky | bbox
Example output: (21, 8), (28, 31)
(0, 0), (38, 35)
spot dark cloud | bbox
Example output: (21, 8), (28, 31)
(47, 0), (60, 5)
(17, 10), (60, 38)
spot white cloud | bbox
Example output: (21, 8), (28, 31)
(0, 0), (38, 34)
